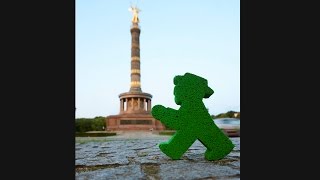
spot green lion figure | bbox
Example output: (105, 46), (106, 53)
(152, 73), (234, 160)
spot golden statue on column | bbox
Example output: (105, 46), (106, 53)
(129, 6), (141, 23)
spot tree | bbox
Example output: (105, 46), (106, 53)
(226, 111), (237, 118)
(91, 116), (106, 131)
(75, 118), (92, 132)
(213, 111), (240, 119)
(75, 116), (106, 132)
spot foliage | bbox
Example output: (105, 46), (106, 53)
(75, 116), (106, 132)
(212, 111), (240, 119)
(75, 132), (116, 137)
(90, 116), (106, 131)
(75, 137), (110, 144)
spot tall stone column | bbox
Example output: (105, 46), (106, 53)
(107, 6), (165, 131)
(130, 22), (142, 92)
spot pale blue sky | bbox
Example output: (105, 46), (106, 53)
(76, 0), (240, 118)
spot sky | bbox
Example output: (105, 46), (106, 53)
(76, 0), (240, 118)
